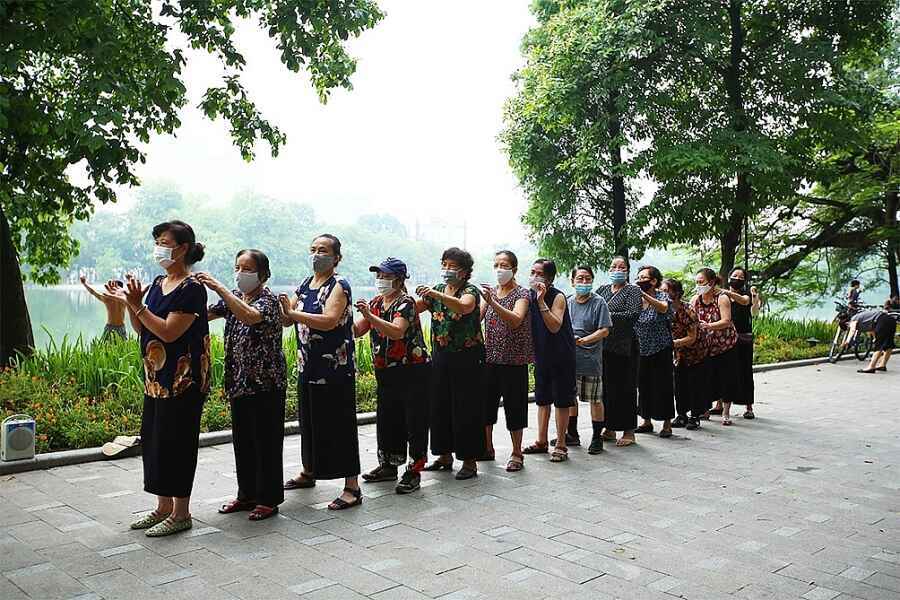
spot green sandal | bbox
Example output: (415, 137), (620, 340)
(145, 516), (193, 537)
(130, 511), (169, 530)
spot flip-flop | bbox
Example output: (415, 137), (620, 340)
(615, 438), (636, 447)
(422, 460), (454, 471)
(722, 419), (733, 426)
(857, 369), (877, 374)
(522, 442), (549, 455)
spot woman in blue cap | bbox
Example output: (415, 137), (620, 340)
(354, 258), (431, 494)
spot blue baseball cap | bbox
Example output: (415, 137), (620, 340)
(369, 257), (409, 279)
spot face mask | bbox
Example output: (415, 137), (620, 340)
(234, 271), (260, 294)
(441, 269), (459, 284)
(310, 253), (335, 274)
(375, 278), (395, 295)
(609, 270), (627, 284)
(696, 284), (712, 295)
(495, 268), (514, 285)
(729, 278), (745, 290)
(574, 283), (593, 296)
(153, 245), (174, 269)
(528, 275), (545, 290)
(636, 280), (654, 292)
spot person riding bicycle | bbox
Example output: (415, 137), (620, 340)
(846, 300), (897, 374)
(847, 280), (862, 310)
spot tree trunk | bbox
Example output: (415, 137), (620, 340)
(0, 204), (35, 365)
(886, 190), (899, 298)
(607, 95), (629, 261)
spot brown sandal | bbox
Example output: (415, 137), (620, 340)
(248, 505), (279, 521)
(506, 454), (524, 472)
(328, 487), (362, 511)
(522, 442), (548, 454)
(284, 474), (316, 490)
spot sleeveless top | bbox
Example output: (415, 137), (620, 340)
(693, 291), (737, 357)
(485, 284), (534, 366)
(731, 297), (752, 335)
(294, 275), (355, 384)
(529, 286), (576, 369)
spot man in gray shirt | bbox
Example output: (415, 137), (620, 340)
(566, 266), (612, 454)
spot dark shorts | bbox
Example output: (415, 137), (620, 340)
(534, 362), (576, 408)
(484, 364), (529, 431)
(874, 314), (897, 351)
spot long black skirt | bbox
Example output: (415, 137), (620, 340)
(142, 385), (205, 498)
(727, 341), (754, 406)
(602, 350), (637, 432)
(375, 364), (430, 467)
(674, 361), (711, 418)
(706, 346), (739, 403)
(430, 347), (485, 461)
(298, 377), (361, 480)
(231, 388), (286, 507)
(638, 347), (675, 421)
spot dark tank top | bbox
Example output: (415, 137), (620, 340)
(530, 286), (576, 369)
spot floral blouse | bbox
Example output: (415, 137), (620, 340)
(209, 287), (287, 399)
(295, 275), (355, 384)
(595, 283), (642, 357)
(422, 283), (484, 352)
(672, 301), (706, 366)
(484, 285), (534, 366)
(693, 291), (738, 357)
(141, 275), (210, 398)
(635, 290), (674, 356)
(368, 294), (430, 369)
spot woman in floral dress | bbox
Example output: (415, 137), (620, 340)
(280, 234), (362, 510)
(104, 220), (210, 537)
(416, 247), (485, 480)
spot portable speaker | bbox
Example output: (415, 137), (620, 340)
(2, 414), (36, 461)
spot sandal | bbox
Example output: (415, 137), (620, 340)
(635, 423), (654, 434)
(218, 499), (255, 514)
(248, 505), (279, 521)
(549, 448), (569, 462)
(659, 428), (673, 439)
(422, 459), (453, 472)
(857, 368), (877, 374)
(743, 411), (755, 419)
(284, 474), (316, 490)
(361, 465), (398, 482)
(455, 465), (478, 480)
(328, 487), (362, 511)
(615, 437), (636, 447)
(722, 418), (733, 426)
(601, 430), (617, 441)
(709, 407), (724, 416)
(478, 450), (496, 461)
(522, 442), (549, 455)
(506, 454), (524, 472)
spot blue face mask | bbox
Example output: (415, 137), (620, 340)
(574, 283), (593, 296)
(609, 271), (627, 284)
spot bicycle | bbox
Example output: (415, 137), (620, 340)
(828, 301), (874, 363)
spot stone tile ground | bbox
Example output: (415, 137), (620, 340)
(1, 360), (898, 599)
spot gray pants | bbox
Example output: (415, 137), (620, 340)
(102, 324), (127, 340)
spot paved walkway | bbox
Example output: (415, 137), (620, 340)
(1, 360), (899, 600)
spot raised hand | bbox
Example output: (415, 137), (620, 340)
(479, 284), (495, 305)
(415, 285), (435, 299)
(195, 272), (224, 293)
(123, 276), (144, 308)
(534, 281), (547, 304)
(278, 293), (293, 316)
(354, 299), (371, 318)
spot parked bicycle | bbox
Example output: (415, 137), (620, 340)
(828, 300), (874, 363)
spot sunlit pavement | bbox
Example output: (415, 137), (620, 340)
(1, 359), (898, 600)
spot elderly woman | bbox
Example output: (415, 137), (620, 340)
(692, 268), (739, 426)
(595, 256), (643, 447)
(416, 247), (485, 480)
(480, 250), (533, 472)
(198, 249), (287, 521)
(280, 234), (361, 510)
(104, 220), (210, 537)
(354, 257), (431, 494)
(662, 278), (708, 430)
(634, 265), (675, 438)
(719, 268), (761, 419)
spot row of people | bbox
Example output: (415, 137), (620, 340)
(98, 219), (760, 537)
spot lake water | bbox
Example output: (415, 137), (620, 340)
(22, 282), (891, 348)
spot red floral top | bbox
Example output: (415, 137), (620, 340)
(692, 291), (737, 357)
(368, 294), (430, 370)
(672, 301), (706, 366)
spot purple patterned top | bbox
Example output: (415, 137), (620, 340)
(484, 285), (534, 366)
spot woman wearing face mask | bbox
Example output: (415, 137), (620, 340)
(354, 258), (431, 494)
(522, 259), (577, 463)
(717, 268), (760, 419)
(197, 250), (286, 521)
(479, 250), (533, 472)
(595, 256), (642, 447)
(662, 278), (708, 430)
(415, 247), (485, 480)
(634, 266), (675, 438)
(102, 220), (210, 537)
(279, 234), (362, 510)
(692, 268), (739, 426)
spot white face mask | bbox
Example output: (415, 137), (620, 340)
(495, 268), (514, 285)
(234, 271), (260, 294)
(153, 245), (174, 269)
(375, 278), (395, 295)
(696, 284), (712, 295)
(528, 275), (545, 290)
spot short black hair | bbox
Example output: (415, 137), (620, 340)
(152, 220), (205, 265)
(638, 265), (662, 288)
(851, 279), (860, 287)
(534, 258), (557, 280)
(610, 255), (630, 273)
(236, 249), (271, 282)
(495, 250), (518, 269)
(663, 278), (684, 299)
(441, 247), (474, 280)
(571, 265), (594, 279)
(313, 233), (342, 259)
(696, 267), (720, 287)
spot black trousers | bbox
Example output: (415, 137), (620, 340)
(298, 377), (361, 480)
(430, 347), (486, 461)
(674, 361), (710, 418)
(142, 386), (205, 498)
(231, 389), (286, 507)
(638, 347), (675, 421)
(375, 364), (430, 467)
(602, 350), (637, 432)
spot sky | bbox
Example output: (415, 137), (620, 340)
(114, 1), (537, 252)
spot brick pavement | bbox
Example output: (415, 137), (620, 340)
(1, 359), (898, 599)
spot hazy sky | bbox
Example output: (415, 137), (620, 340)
(118, 1), (536, 251)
